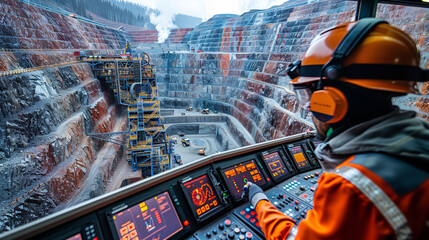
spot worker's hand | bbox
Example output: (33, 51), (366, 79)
(242, 182), (268, 207)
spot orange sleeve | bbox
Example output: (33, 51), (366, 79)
(255, 173), (394, 240)
(255, 200), (296, 239)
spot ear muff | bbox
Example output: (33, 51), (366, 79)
(309, 19), (386, 123)
(310, 87), (348, 123)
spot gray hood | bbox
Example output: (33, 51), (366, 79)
(315, 110), (429, 172)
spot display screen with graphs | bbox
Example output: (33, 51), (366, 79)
(289, 146), (310, 170)
(221, 160), (267, 201)
(262, 152), (288, 181)
(182, 175), (221, 220)
(111, 191), (183, 240)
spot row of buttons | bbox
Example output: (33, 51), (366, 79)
(283, 179), (301, 192)
(205, 219), (253, 239)
(238, 207), (260, 228)
(303, 172), (319, 180)
(84, 224), (97, 240)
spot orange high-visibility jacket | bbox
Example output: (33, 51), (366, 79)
(255, 153), (429, 240)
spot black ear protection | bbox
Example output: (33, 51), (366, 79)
(310, 18), (388, 123)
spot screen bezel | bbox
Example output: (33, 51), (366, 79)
(284, 143), (314, 173)
(259, 147), (296, 183)
(107, 190), (184, 240)
(219, 157), (272, 202)
(180, 174), (223, 222)
(302, 140), (320, 168)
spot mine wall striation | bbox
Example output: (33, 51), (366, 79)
(0, 0), (130, 50)
(152, 0), (428, 143)
(0, 0), (130, 233)
(0, 0), (428, 234)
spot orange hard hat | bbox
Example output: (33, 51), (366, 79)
(289, 20), (424, 94)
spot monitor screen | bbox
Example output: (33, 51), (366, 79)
(312, 140), (322, 147)
(112, 192), (183, 240)
(65, 233), (82, 240)
(182, 175), (221, 220)
(289, 146), (310, 170)
(222, 160), (267, 200)
(262, 152), (288, 180)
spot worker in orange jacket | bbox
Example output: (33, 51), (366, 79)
(244, 18), (429, 239)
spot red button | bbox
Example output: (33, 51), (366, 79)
(240, 210), (245, 215)
(256, 222), (260, 227)
(184, 220), (189, 226)
(225, 219), (231, 226)
(302, 194), (308, 198)
(250, 211), (255, 216)
(310, 187), (315, 191)
(246, 232), (253, 239)
(245, 214), (250, 219)
(315, 172), (320, 176)
(295, 200), (299, 204)
(250, 218), (256, 223)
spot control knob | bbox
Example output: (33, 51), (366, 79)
(219, 223), (225, 230)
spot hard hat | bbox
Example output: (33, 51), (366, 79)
(287, 18), (428, 123)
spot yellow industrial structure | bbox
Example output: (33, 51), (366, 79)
(84, 48), (173, 177)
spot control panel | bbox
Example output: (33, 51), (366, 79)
(233, 187), (312, 238)
(284, 140), (320, 173)
(4, 133), (323, 240)
(185, 213), (262, 240)
(279, 170), (321, 205)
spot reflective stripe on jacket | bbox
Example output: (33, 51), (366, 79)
(255, 153), (429, 240)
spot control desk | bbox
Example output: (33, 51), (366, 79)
(0, 132), (323, 240)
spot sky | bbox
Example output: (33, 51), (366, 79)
(124, 0), (290, 42)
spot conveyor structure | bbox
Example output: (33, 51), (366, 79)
(85, 51), (173, 177)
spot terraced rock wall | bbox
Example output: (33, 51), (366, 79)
(152, 0), (428, 144)
(0, 0), (130, 233)
(0, 0), (130, 50)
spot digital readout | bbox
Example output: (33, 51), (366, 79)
(222, 160), (267, 200)
(183, 175), (220, 218)
(290, 146), (310, 170)
(262, 152), (288, 180)
(112, 192), (183, 240)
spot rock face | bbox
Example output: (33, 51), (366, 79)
(151, 0), (428, 143)
(0, 0), (428, 234)
(0, 0), (130, 50)
(0, 0), (129, 233)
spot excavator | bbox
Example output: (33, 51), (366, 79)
(198, 148), (207, 156)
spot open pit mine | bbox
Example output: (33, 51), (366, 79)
(0, 0), (428, 237)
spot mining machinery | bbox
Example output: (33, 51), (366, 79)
(85, 46), (174, 177)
